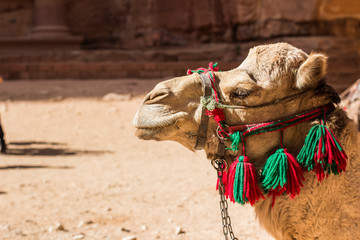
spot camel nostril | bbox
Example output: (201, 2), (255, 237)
(144, 88), (170, 104)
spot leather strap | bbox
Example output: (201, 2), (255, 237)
(194, 74), (213, 150)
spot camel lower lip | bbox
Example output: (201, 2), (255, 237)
(135, 127), (162, 140)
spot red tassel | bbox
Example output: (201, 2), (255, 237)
(284, 149), (305, 198)
(298, 124), (347, 181)
(243, 158), (264, 205)
(206, 109), (225, 123)
(262, 148), (304, 207)
(226, 159), (237, 203)
(208, 62), (219, 71)
(313, 127), (347, 181)
(324, 128), (347, 173)
(268, 187), (286, 207)
(314, 161), (326, 182)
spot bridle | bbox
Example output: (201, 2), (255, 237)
(194, 72), (328, 151)
(191, 69), (340, 240)
(194, 74), (213, 150)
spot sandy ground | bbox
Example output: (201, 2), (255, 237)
(0, 80), (274, 240)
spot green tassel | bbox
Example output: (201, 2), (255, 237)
(233, 156), (246, 204)
(297, 124), (348, 181)
(228, 132), (241, 152)
(261, 148), (288, 192)
(297, 125), (322, 171)
(229, 155), (264, 205)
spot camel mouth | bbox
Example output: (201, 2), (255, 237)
(134, 127), (163, 141)
(134, 104), (187, 127)
(133, 104), (188, 140)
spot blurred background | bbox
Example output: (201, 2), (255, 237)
(0, 1), (359, 240)
(0, 0), (360, 92)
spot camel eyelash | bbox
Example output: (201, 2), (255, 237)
(231, 89), (252, 99)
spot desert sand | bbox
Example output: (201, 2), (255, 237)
(0, 79), (273, 240)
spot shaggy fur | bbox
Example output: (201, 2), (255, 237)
(134, 43), (360, 240)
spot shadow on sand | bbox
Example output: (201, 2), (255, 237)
(0, 165), (73, 170)
(4, 141), (113, 157)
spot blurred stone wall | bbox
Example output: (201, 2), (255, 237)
(0, 0), (360, 92)
(64, 0), (360, 49)
(0, 0), (33, 37)
(2, 0), (360, 49)
(70, 0), (360, 49)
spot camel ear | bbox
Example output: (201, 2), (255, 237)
(295, 53), (327, 89)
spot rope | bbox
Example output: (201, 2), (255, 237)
(228, 104), (334, 140)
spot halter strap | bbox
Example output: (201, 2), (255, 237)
(191, 64), (334, 152)
(194, 73), (213, 150)
(202, 82), (327, 111)
(227, 103), (335, 140)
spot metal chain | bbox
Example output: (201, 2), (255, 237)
(213, 159), (238, 240)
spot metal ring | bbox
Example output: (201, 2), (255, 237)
(211, 158), (228, 172)
(216, 125), (229, 140)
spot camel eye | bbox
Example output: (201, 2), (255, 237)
(231, 90), (252, 99)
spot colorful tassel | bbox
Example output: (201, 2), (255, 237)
(297, 124), (347, 181)
(262, 148), (288, 191)
(285, 149), (305, 198)
(229, 131), (241, 152)
(261, 148), (304, 199)
(206, 108), (225, 123)
(227, 155), (264, 205)
(323, 127), (347, 174)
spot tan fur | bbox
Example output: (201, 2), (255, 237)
(296, 53), (328, 89)
(134, 43), (360, 240)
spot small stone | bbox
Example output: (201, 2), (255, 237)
(122, 236), (137, 240)
(141, 225), (147, 231)
(182, 196), (189, 201)
(15, 230), (26, 236)
(48, 222), (65, 232)
(0, 224), (11, 231)
(175, 226), (185, 235)
(73, 233), (85, 239)
(121, 227), (131, 232)
(54, 222), (65, 231)
(77, 220), (85, 228)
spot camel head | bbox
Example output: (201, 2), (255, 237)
(134, 43), (340, 162)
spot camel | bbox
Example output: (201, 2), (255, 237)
(133, 43), (360, 240)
